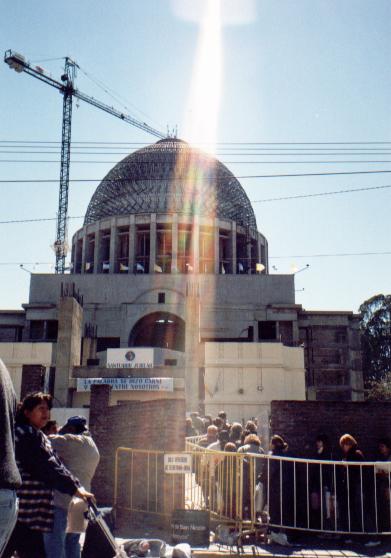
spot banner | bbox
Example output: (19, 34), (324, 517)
(106, 348), (154, 369)
(76, 377), (174, 392)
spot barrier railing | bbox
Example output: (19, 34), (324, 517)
(114, 445), (391, 536)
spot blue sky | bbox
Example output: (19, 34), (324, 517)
(0, 0), (390, 311)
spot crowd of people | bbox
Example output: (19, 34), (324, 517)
(1, 354), (390, 557)
(186, 411), (391, 547)
(0, 359), (100, 558)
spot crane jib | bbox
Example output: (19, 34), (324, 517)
(4, 48), (166, 274)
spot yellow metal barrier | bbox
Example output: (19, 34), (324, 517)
(114, 445), (391, 536)
(114, 446), (249, 527)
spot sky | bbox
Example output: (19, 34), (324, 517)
(0, 0), (390, 312)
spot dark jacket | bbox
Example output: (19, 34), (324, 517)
(0, 359), (22, 489)
(15, 422), (79, 531)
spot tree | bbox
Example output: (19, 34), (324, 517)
(359, 294), (391, 388)
(366, 371), (391, 401)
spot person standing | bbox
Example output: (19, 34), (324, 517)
(375, 437), (391, 534)
(45, 416), (100, 558)
(238, 434), (266, 519)
(0, 359), (21, 557)
(4, 393), (93, 558)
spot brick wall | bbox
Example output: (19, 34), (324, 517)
(20, 364), (45, 398)
(271, 400), (391, 459)
(89, 384), (186, 506)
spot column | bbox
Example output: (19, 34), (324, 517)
(150, 214), (157, 273)
(72, 237), (78, 274)
(93, 224), (100, 274)
(185, 285), (201, 412)
(264, 240), (269, 273)
(81, 234), (87, 275)
(214, 219), (220, 274)
(128, 214), (136, 273)
(231, 222), (237, 274)
(109, 218), (117, 274)
(192, 215), (200, 273)
(247, 231), (252, 274)
(54, 296), (83, 407)
(171, 214), (178, 273)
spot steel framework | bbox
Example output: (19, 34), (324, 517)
(84, 139), (258, 229)
(4, 49), (165, 274)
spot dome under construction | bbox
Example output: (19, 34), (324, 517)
(72, 138), (268, 275)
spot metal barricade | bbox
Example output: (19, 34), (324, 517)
(114, 446), (391, 536)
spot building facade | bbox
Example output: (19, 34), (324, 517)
(0, 139), (363, 414)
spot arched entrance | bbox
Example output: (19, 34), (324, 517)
(128, 312), (185, 352)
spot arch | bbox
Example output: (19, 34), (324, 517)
(128, 312), (185, 352)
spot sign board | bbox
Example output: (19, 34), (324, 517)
(164, 453), (192, 474)
(76, 377), (174, 392)
(171, 509), (210, 547)
(106, 348), (154, 369)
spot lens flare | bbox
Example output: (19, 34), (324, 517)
(183, 0), (222, 152)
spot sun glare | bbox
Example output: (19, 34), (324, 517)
(183, 0), (222, 152)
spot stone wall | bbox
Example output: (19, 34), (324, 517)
(271, 400), (391, 459)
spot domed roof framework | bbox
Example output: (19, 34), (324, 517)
(84, 139), (257, 229)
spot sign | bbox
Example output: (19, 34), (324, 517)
(76, 377), (174, 392)
(171, 510), (210, 546)
(106, 348), (154, 369)
(164, 453), (192, 474)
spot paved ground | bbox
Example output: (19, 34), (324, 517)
(114, 523), (390, 558)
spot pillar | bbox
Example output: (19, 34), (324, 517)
(214, 219), (220, 274)
(109, 218), (117, 273)
(128, 215), (136, 273)
(171, 214), (178, 273)
(184, 282), (201, 412)
(81, 234), (87, 275)
(247, 232), (252, 274)
(192, 215), (199, 273)
(231, 222), (237, 274)
(150, 214), (157, 273)
(93, 226), (100, 274)
(54, 296), (83, 407)
(72, 237), (79, 274)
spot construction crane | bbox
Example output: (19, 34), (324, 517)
(4, 49), (165, 274)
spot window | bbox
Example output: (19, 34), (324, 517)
(199, 228), (214, 273)
(178, 226), (193, 273)
(30, 320), (45, 340)
(335, 330), (347, 344)
(219, 231), (231, 274)
(136, 225), (150, 273)
(156, 226), (172, 273)
(99, 230), (110, 273)
(117, 228), (129, 272)
(46, 320), (58, 341)
(0, 325), (23, 342)
(158, 292), (165, 304)
(258, 321), (277, 341)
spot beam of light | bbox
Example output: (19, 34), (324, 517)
(172, 0), (256, 26)
(183, 0), (222, 152)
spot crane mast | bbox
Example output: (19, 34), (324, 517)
(4, 49), (165, 274)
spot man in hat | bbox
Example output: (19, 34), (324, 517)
(44, 416), (100, 558)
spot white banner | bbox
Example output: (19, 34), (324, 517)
(76, 377), (174, 392)
(164, 453), (192, 474)
(106, 348), (154, 369)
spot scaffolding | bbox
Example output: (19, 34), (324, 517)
(84, 139), (257, 230)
